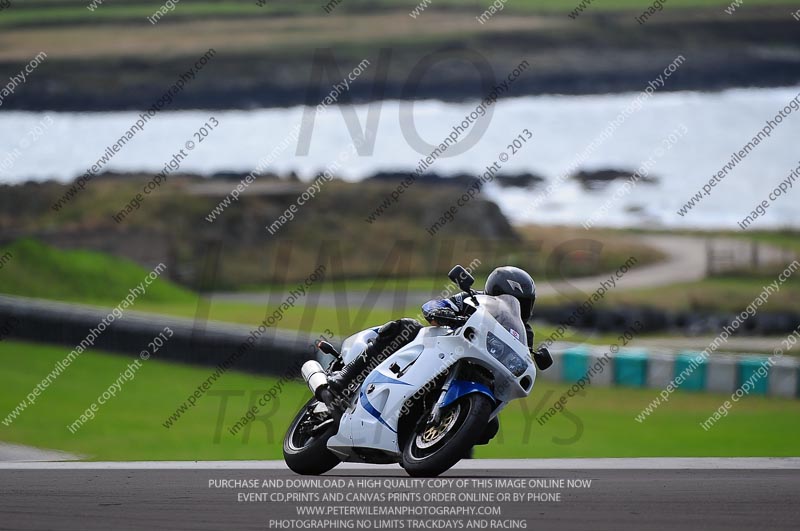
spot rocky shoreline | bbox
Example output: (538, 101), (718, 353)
(2, 8), (799, 112)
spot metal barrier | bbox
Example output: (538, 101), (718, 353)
(0, 295), (319, 377)
(546, 342), (799, 399)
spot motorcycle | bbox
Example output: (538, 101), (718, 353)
(283, 265), (552, 477)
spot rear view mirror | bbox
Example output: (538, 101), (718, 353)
(448, 265), (475, 292)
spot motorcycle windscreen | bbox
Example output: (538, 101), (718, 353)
(473, 294), (528, 348)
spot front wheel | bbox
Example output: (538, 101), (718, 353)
(283, 398), (340, 475)
(401, 393), (493, 477)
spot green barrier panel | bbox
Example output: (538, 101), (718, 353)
(673, 351), (707, 392)
(737, 357), (770, 395)
(613, 350), (648, 387)
(561, 346), (591, 383)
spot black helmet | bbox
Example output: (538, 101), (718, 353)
(485, 266), (536, 321)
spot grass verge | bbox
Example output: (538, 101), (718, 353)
(592, 274), (800, 313)
(1, 340), (798, 460)
(0, 239), (195, 304)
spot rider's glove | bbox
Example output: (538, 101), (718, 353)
(426, 307), (457, 324)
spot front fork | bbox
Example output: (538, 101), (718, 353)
(428, 366), (458, 425)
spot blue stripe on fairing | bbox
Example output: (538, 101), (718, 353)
(359, 372), (412, 433)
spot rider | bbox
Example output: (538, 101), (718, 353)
(326, 266), (547, 396)
(422, 265), (538, 350)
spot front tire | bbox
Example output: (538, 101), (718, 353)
(401, 393), (493, 477)
(283, 398), (340, 475)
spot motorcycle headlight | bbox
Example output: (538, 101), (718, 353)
(485, 331), (528, 377)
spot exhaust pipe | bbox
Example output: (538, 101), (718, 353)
(301, 360), (329, 397)
(301, 360), (341, 420)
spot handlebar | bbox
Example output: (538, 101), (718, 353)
(434, 315), (468, 328)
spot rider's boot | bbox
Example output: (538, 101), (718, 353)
(326, 319), (421, 397)
(326, 341), (380, 397)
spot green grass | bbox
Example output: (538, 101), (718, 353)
(0, 2), (320, 27)
(137, 299), (608, 350)
(2, 238), (791, 361)
(0, 238), (657, 341)
(593, 273), (800, 313)
(623, 227), (800, 256)
(0, 238), (792, 362)
(4, 236), (791, 320)
(237, 276), (460, 294)
(0, 239), (479, 339)
(481, 382), (800, 458)
(134, 300), (418, 339)
(740, 230), (800, 256)
(1, 340), (798, 460)
(0, 239), (195, 305)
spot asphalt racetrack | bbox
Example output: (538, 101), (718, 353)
(1, 459), (798, 531)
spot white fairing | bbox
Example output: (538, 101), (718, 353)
(327, 295), (536, 462)
(340, 328), (379, 364)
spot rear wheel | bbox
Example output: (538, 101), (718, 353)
(283, 398), (340, 475)
(401, 393), (493, 477)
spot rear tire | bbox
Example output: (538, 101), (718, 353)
(283, 398), (340, 475)
(401, 393), (492, 477)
